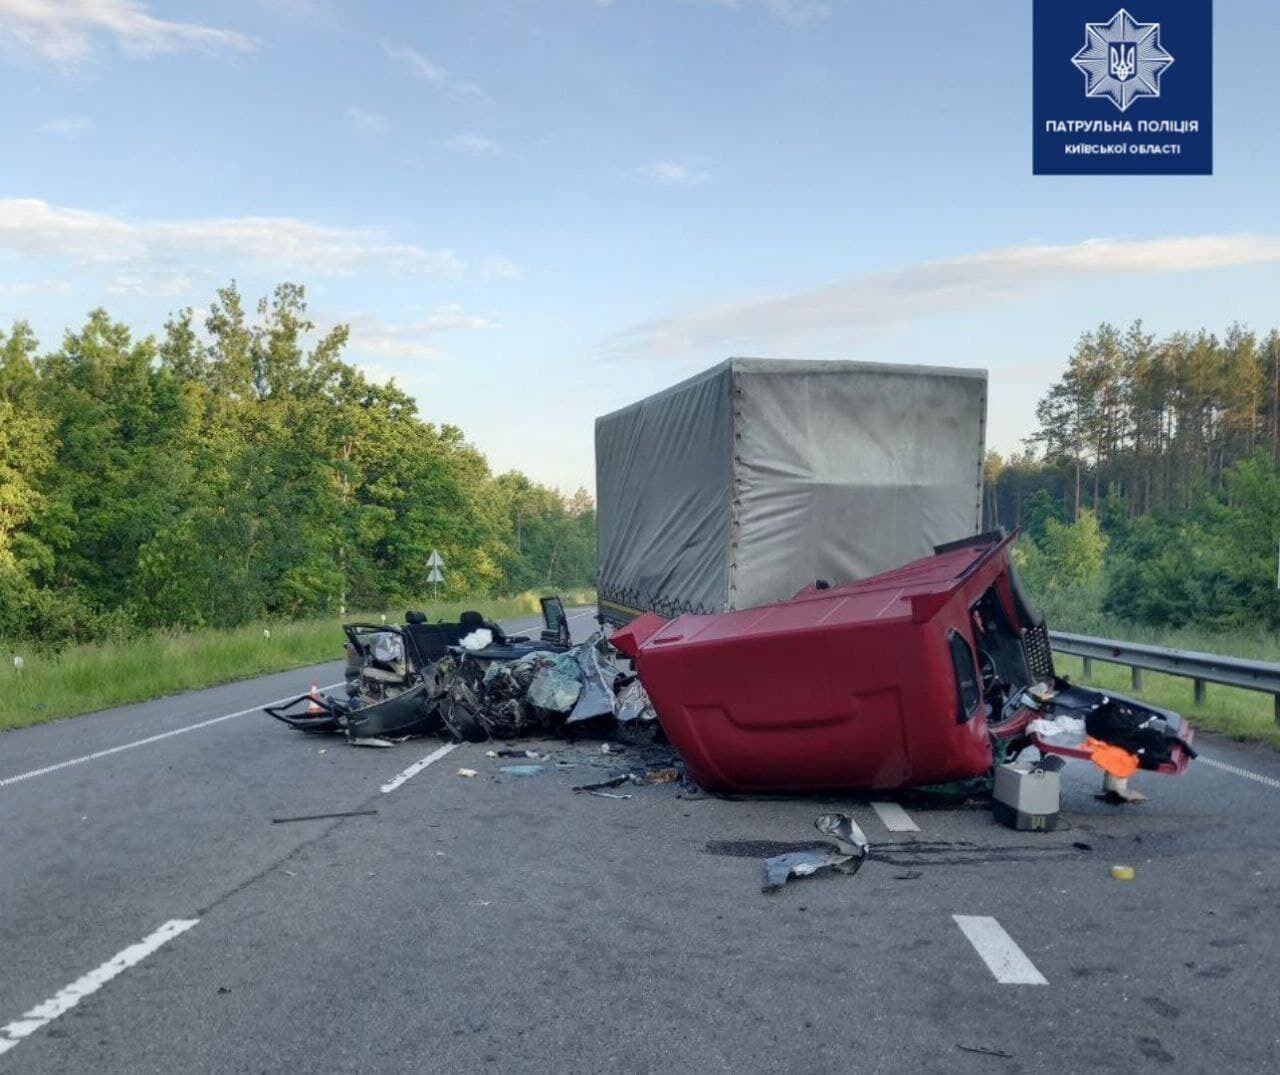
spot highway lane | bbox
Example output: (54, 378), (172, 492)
(0, 612), (578, 1047)
(2, 616), (1279, 1071)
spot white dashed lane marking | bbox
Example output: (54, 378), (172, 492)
(1198, 756), (1280, 791)
(0, 919), (200, 1057)
(953, 915), (1048, 985)
(381, 743), (458, 793)
(870, 801), (921, 832)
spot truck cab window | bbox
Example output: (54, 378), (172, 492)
(949, 630), (983, 722)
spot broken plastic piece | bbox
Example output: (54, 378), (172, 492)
(761, 849), (861, 893)
(761, 813), (870, 892)
(644, 768), (679, 784)
(814, 812), (870, 858)
(499, 764), (544, 777)
(572, 775), (630, 792)
(1111, 864), (1136, 880)
(457, 768), (478, 778)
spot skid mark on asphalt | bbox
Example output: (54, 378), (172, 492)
(381, 743), (458, 793)
(870, 801), (921, 832)
(953, 915), (1048, 985)
(0, 684), (346, 790)
(1199, 756), (1280, 791)
(0, 919), (199, 1058)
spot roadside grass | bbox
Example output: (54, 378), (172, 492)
(1037, 585), (1280, 749)
(0, 591), (596, 733)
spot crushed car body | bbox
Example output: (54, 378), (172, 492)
(612, 530), (1195, 794)
(265, 596), (657, 744)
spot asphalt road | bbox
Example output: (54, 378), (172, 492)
(2, 609), (1279, 1073)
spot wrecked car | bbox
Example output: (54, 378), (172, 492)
(266, 597), (574, 740)
(611, 530), (1195, 794)
(266, 596), (656, 744)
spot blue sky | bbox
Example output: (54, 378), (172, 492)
(3, 0), (1280, 492)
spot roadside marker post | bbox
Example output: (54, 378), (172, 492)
(427, 550), (445, 601)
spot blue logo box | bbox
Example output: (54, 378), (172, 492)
(1033, 1), (1213, 175)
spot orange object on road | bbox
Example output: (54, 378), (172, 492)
(1085, 736), (1139, 779)
(306, 682), (325, 715)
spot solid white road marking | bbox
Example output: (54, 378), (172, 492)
(870, 801), (921, 832)
(1199, 756), (1280, 791)
(381, 743), (459, 794)
(0, 684), (345, 790)
(0, 919), (199, 1057)
(953, 915), (1048, 985)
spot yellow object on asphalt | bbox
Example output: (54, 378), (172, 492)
(1110, 864), (1136, 880)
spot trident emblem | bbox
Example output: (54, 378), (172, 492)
(1109, 43), (1136, 81)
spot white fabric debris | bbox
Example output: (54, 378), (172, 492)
(459, 628), (494, 651)
(1027, 715), (1086, 741)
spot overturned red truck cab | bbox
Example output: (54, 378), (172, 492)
(613, 531), (1195, 794)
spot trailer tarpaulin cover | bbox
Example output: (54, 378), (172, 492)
(595, 361), (733, 618)
(595, 358), (987, 619)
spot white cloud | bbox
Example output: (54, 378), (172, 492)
(0, 198), (466, 276)
(343, 305), (494, 362)
(444, 132), (501, 157)
(39, 116), (93, 135)
(0, 278), (71, 296)
(382, 43), (489, 105)
(0, 0), (256, 62)
(262, 0), (338, 23)
(641, 159), (711, 186)
(347, 106), (389, 135)
(354, 362), (400, 386)
(480, 255), (524, 281)
(106, 270), (193, 296)
(613, 235), (1280, 355)
(695, 0), (831, 23)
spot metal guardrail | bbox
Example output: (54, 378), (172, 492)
(1049, 631), (1280, 725)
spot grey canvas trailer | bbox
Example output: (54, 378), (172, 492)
(594, 357), (988, 624)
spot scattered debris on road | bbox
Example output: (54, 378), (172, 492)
(956, 1044), (1013, 1060)
(263, 534), (1195, 848)
(761, 814), (870, 893)
(271, 809), (379, 824)
(498, 764), (544, 777)
(573, 775), (632, 793)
